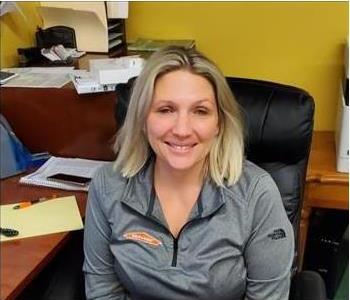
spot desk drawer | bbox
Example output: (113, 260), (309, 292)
(305, 182), (349, 210)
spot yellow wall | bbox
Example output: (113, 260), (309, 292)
(126, 2), (348, 131)
(1, 2), (347, 130)
(0, 2), (42, 68)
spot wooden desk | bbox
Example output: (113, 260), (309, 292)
(0, 86), (117, 161)
(1, 84), (116, 300)
(299, 131), (349, 270)
(0, 175), (87, 300)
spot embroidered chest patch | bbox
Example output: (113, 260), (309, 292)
(123, 231), (162, 246)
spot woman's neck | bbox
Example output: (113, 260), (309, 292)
(153, 159), (205, 190)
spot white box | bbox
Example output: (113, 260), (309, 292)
(69, 72), (116, 94)
(106, 1), (129, 19)
(89, 57), (144, 85)
(335, 85), (349, 173)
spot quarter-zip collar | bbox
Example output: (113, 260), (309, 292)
(121, 158), (226, 224)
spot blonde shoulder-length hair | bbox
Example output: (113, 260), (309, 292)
(114, 46), (244, 186)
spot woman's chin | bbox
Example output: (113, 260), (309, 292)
(160, 156), (205, 173)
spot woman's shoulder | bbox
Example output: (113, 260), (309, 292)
(241, 159), (268, 179)
(223, 160), (278, 204)
(90, 161), (128, 197)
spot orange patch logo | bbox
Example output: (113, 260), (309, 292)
(123, 231), (162, 246)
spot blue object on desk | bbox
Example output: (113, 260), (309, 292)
(0, 114), (50, 179)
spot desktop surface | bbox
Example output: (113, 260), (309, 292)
(0, 174), (87, 300)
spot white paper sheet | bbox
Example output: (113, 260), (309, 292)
(1, 68), (74, 88)
(19, 156), (109, 191)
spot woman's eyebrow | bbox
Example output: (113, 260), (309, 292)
(153, 99), (215, 104)
(195, 99), (216, 105)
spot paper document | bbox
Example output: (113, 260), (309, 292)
(2, 67), (74, 74)
(20, 156), (109, 191)
(0, 196), (83, 242)
(1, 68), (73, 88)
(128, 38), (195, 52)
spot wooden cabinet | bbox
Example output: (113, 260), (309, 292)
(299, 131), (349, 270)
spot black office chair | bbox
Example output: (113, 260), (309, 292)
(114, 76), (327, 300)
(225, 77), (327, 300)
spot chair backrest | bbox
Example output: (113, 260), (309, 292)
(226, 77), (315, 273)
(114, 76), (315, 272)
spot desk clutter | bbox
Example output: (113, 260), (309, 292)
(0, 113), (51, 179)
(71, 55), (145, 94)
(0, 71), (18, 85)
(0, 67), (73, 88)
(128, 38), (195, 53)
(1, 55), (145, 94)
(19, 156), (109, 191)
(17, 26), (85, 67)
(0, 196), (83, 242)
(1, 37), (194, 93)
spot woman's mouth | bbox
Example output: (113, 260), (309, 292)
(165, 142), (197, 152)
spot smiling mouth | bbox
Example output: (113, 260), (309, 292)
(165, 142), (197, 151)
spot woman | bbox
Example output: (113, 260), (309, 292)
(83, 46), (294, 300)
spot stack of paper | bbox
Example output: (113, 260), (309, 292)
(1, 67), (73, 88)
(19, 156), (109, 191)
(128, 38), (195, 52)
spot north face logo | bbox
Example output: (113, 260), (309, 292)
(268, 228), (286, 240)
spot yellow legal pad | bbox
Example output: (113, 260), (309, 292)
(0, 196), (84, 242)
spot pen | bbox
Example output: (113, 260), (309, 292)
(13, 194), (58, 210)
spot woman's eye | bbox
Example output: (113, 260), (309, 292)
(194, 108), (209, 115)
(157, 107), (173, 114)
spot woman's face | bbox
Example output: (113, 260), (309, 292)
(146, 69), (219, 174)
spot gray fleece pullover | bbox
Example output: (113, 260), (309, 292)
(83, 159), (294, 300)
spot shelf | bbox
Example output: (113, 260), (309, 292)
(107, 18), (126, 57)
(108, 23), (120, 30)
(108, 32), (123, 41)
(109, 39), (122, 49)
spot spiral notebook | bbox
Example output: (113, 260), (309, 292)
(19, 156), (109, 191)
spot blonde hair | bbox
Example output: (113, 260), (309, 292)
(114, 46), (244, 186)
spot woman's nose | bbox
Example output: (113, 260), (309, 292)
(172, 113), (192, 136)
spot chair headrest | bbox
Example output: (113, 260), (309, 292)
(226, 77), (314, 164)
